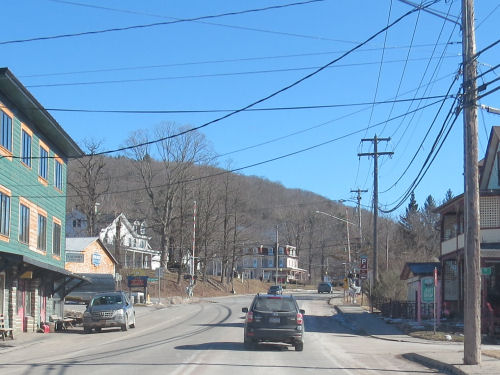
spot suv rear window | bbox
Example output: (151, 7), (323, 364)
(254, 297), (295, 312)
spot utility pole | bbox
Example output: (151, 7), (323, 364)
(345, 208), (351, 265)
(351, 188), (368, 245)
(192, 200), (197, 277)
(275, 225), (279, 285)
(358, 136), (393, 287)
(462, 0), (481, 365)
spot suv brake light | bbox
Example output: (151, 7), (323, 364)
(296, 312), (303, 325)
(246, 311), (254, 323)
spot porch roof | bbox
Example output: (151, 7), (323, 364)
(400, 262), (440, 280)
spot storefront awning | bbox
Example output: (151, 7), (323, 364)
(0, 252), (91, 297)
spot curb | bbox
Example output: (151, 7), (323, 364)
(402, 353), (467, 375)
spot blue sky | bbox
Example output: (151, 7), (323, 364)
(2, 0), (499, 217)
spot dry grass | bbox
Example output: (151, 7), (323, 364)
(408, 330), (464, 342)
(122, 271), (278, 299)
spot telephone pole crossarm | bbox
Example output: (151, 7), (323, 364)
(358, 152), (394, 157)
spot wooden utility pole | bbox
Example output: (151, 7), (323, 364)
(115, 216), (122, 268)
(462, 0), (481, 365)
(358, 136), (393, 287)
(350, 188), (368, 245)
(275, 225), (279, 285)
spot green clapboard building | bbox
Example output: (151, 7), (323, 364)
(0, 68), (85, 334)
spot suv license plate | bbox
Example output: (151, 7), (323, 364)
(269, 317), (280, 324)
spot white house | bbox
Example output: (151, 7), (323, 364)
(240, 244), (306, 283)
(65, 208), (88, 237)
(99, 213), (161, 270)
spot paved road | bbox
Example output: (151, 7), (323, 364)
(0, 291), (446, 374)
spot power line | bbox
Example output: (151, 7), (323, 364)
(18, 44), (459, 79)
(81, 6), (428, 159)
(48, 0), (350, 45)
(38, 95), (451, 114)
(474, 38), (500, 59)
(0, 93), (455, 162)
(380, 77), (461, 194)
(379, 101), (461, 213)
(0, 0), (325, 45)
(386, 2), (458, 159)
(25, 56), (460, 88)
(13, 97), (447, 198)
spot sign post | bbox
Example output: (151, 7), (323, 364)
(360, 255), (368, 307)
(434, 267), (438, 334)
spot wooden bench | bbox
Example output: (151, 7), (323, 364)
(0, 314), (14, 341)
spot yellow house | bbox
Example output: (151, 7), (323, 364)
(65, 237), (117, 275)
(64, 238), (118, 302)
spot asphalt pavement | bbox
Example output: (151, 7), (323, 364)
(2, 294), (500, 375)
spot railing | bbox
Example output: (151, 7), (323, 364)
(372, 298), (437, 320)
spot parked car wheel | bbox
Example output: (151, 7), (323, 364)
(295, 342), (304, 351)
(95, 327), (102, 333)
(84, 326), (92, 334)
(121, 315), (128, 331)
(130, 313), (136, 329)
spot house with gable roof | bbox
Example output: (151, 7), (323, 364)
(99, 213), (160, 270)
(436, 126), (500, 330)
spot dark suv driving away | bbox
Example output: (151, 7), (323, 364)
(242, 293), (305, 351)
(267, 285), (283, 295)
(317, 282), (333, 294)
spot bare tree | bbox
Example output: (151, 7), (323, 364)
(67, 139), (110, 236)
(125, 122), (211, 270)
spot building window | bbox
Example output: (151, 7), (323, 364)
(1, 110), (12, 151)
(19, 204), (30, 243)
(54, 160), (63, 190)
(37, 214), (47, 251)
(21, 130), (32, 167)
(0, 192), (10, 236)
(39, 146), (48, 180)
(52, 222), (61, 256)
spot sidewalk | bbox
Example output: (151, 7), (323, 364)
(334, 300), (500, 375)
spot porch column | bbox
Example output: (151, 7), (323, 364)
(417, 281), (422, 323)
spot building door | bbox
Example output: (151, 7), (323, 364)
(17, 280), (26, 331)
(0, 273), (4, 315)
(17, 279), (33, 332)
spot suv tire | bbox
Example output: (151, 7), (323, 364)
(121, 315), (128, 331)
(295, 342), (304, 351)
(244, 338), (254, 350)
(84, 326), (92, 334)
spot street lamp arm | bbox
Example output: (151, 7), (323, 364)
(315, 210), (356, 225)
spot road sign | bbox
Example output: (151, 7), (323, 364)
(482, 267), (492, 276)
(360, 255), (368, 280)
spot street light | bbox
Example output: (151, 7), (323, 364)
(315, 210), (356, 265)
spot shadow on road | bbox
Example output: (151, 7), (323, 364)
(303, 314), (353, 335)
(175, 342), (294, 351)
(195, 322), (244, 328)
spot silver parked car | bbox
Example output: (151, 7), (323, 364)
(83, 291), (136, 333)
